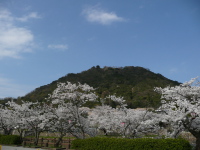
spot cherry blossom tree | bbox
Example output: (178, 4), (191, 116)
(6, 101), (33, 141)
(67, 106), (97, 139)
(0, 105), (15, 135)
(7, 101), (52, 145)
(155, 77), (200, 150)
(89, 95), (127, 136)
(118, 109), (160, 138)
(48, 103), (74, 147)
(89, 95), (160, 138)
(89, 105), (115, 136)
(25, 103), (52, 145)
(47, 82), (98, 139)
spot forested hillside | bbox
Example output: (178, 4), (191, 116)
(13, 66), (180, 108)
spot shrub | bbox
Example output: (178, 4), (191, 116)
(0, 134), (21, 145)
(71, 137), (192, 150)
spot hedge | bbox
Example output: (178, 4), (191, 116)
(0, 134), (21, 145)
(71, 137), (192, 150)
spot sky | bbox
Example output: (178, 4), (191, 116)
(0, 0), (200, 98)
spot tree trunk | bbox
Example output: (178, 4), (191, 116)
(183, 119), (200, 150)
(17, 129), (25, 143)
(55, 135), (64, 147)
(123, 123), (130, 138)
(195, 137), (200, 150)
(34, 131), (40, 146)
(101, 128), (108, 136)
(19, 131), (23, 143)
(4, 128), (12, 135)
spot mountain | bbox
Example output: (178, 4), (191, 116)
(16, 66), (180, 108)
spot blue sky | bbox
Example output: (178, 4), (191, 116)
(0, 0), (199, 98)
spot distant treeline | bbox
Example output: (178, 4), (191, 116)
(1, 66), (180, 108)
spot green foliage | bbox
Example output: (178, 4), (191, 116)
(0, 97), (17, 106)
(0, 134), (21, 145)
(15, 66), (180, 108)
(71, 137), (192, 150)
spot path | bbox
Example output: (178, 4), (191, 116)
(1, 146), (46, 150)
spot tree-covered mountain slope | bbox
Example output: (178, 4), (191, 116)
(17, 66), (180, 108)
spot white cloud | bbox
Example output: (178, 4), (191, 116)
(0, 9), (38, 59)
(0, 76), (34, 98)
(16, 12), (41, 22)
(48, 44), (68, 51)
(82, 6), (125, 25)
(0, 9), (13, 22)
